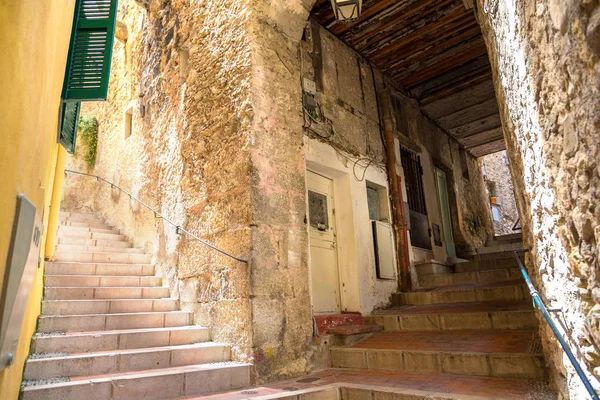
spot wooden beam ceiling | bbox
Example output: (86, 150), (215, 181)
(311, 0), (504, 157)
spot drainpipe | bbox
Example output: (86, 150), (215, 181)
(45, 146), (67, 260)
(379, 89), (412, 292)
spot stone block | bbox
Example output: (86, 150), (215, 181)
(330, 348), (367, 369)
(366, 349), (403, 371)
(440, 313), (492, 330)
(489, 354), (546, 380)
(340, 387), (373, 400)
(490, 311), (537, 330)
(402, 351), (441, 373)
(441, 353), (490, 376)
(399, 315), (441, 331)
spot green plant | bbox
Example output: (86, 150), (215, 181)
(78, 116), (98, 168)
(464, 215), (482, 235)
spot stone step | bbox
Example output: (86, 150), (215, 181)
(21, 362), (251, 400)
(477, 242), (524, 255)
(366, 301), (536, 331)
(185, 369), (555, 400)
(45, 274), (162, 288)
(45, 262), (155, 276)
(37, 311), (191, 332)
(418, 267), (522, 288)
(59, 211), (98, 219)
(56, 244), (143, 253)
(330, 330), (546, 381)
(454, 255), (518, 273)
(59, 220), (114, 229)
(42, 298), (179, 315)
(45, 286), (170, 300)
(32, 326), (210, 353)
(414, 260), (453, 276)
(58, 226), (118, 235)
(56, 237), (131, 248)
(54, 250), (152, 264)
(393, 281), (529, 306)
(24, 342), (230, 380)
(57, 230), (127, 241)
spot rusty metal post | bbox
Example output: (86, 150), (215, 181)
(380, 89), (412, 292)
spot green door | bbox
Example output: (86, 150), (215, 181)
(435, 167), (456, 258)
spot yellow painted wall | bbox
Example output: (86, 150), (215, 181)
(0, 0), (76, 398)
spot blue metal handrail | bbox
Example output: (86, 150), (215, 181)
(514, 251), (599, 399)
(64, 169), (248, 263)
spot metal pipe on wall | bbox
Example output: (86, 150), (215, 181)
(379, 89), (412, 292)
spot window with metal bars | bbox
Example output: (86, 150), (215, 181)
(399, 146), (427, 216)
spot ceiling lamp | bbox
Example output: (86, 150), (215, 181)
(330, 0), (362, 22)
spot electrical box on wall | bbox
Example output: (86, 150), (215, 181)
(372, 220), (397, 280)
(0, 194), (41, 370)
(303, 78), (317, 95)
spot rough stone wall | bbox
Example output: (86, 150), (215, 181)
(65, 0), (255, 364)
(481, 150), (520, 235)
(477, 0), (600, 397)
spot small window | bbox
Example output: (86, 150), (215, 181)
(459, 147), (470, 180)
(124, 105), (133, 139)
(308, 190), (329, 230)
(367, 187), (380, 221)
(366, 182), (390, 222)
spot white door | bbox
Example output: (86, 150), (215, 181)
(307, 171), (340, 314)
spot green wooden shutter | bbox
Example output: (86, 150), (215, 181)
(62, 0), (118, 101)
(59, 102), (81, 154)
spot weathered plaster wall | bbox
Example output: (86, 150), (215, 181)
(478, 0), (600, 397)
(482, 150), (520, 236)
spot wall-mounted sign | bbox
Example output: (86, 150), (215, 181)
(0, 194), (41, 370)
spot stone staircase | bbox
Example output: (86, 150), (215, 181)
(21, 211), (250, 400)
(326, 237), (556, 399)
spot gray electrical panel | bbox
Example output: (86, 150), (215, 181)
(0, 194), (41, 370)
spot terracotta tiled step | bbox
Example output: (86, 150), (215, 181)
(418, 267), (522, 288)
(37, 311), (191, 332)
(392, 281), (529, 306)
(330, 330), (546, 380)
(56, 237), (131, 248)
(55, 244), (145, 253)
(24, 342), (231, 379)
(42, 298), (179, 315)
(187, 369), (555, 400)
(31, 326), (210, 353)
(45, 274), (162, 287)
(45, 286), (170, 300)
(45, 262), (155, 276)
(366, 301), (536, 332)
(53, 250), (152, 264)
(21, 362), (251, 400)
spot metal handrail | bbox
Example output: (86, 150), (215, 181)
(64, 169), (248, 263)
(514, 251), (599, 399)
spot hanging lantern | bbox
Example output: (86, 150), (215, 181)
(330, 0), (363, 22)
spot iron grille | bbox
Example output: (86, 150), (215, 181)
(400, 146), (427, 216)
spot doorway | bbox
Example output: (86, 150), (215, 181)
(435, 167), (456, 258)
(306, 170), (340, 314)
